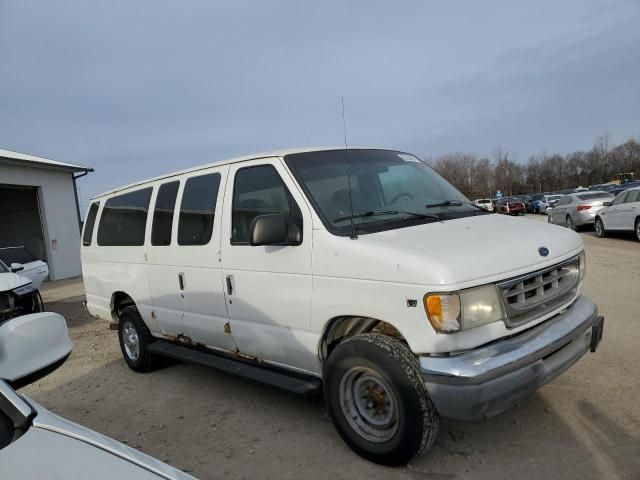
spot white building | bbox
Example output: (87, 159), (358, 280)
(0, 148), (93, 280)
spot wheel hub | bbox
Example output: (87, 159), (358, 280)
(122, 320), (140, 361)
(339, 367), (399, 443)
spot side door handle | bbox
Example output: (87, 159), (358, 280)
(178, 272), (185, 291)
(226, 275), (234, 295)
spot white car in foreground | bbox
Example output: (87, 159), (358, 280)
(594, 186), (640, 241)
(0, 309), (196, 479)
(0, 247), (49, 289)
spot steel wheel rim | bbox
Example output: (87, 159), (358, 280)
(122, 320), (140, 361)
(339, 367), (399, 443)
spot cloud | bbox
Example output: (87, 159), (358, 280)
(0, 0), (638, 206)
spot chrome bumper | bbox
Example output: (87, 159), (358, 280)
(420, 296), (602, 420)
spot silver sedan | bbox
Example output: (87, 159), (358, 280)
(548, 191), (614, 230)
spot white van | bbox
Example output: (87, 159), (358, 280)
(81, 148), (603, 466)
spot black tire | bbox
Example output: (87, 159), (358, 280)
(635, 218), (640, 242)
(324, 333), (439, 466)
(566, 216), (575, 231)
(118, 306), (160, 372)
(594, 217), (606, 238)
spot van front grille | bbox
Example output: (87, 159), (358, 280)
(497, 256), (580, 327)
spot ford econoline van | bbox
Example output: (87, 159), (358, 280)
(81, 148), (603, 466)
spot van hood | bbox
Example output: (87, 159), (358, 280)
(315, 214), (584, 288)
(0, 272), (31, 293)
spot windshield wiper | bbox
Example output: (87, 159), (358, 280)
(334, 209), (439, 223)
(425, 199), (487, 211)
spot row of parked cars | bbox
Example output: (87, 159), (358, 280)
(473, 194), (561, 215)
(473, 183), (640, 241)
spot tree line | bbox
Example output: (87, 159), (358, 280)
(425, 134), (640, 199)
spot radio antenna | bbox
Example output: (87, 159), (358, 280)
(341, 97), (357, 239)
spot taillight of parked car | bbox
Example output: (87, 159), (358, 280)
(576, 205), (592, 211)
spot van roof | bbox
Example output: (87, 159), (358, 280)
(91, 146), (397, 199)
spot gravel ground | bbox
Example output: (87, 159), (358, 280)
(24, 215), (640, 479)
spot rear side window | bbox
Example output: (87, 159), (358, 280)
(577, 193), (613, 201)
(82, 202), (100, 246)
(628, 190), (640, 202)
(151, 181), (179, 246)
(231, 165), (302, 244)
(97, 188), (152, 246)
(612, 191), (628, 205)
(178, 173), (221, 246)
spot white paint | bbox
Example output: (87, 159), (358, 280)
(81, 148), (585, 377)
(597, 186), (640, 231)
(0, 147), (90, 171)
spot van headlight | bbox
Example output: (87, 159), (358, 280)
(424, 285), (505, 333)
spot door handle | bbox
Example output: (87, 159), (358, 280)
(178, 272), (185, 291)
(226, 275), (234, 295)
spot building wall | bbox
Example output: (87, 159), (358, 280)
(0, 163), (81, 280)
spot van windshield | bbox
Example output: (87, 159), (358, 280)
(284, 149), (486, 236)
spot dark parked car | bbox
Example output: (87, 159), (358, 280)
(609, 181), (640, 197)
(495, 197), (525, 215)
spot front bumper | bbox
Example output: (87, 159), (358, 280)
(420, 296), (602, 420)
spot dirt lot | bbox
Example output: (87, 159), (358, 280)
(24, 215), (640, 480)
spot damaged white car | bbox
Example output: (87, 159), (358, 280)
(0, 262), (44, 324)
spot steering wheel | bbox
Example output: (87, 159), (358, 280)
(388, 192), (414, 204)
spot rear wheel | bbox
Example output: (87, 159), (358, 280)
(595, 217), (606, 238)
(566, 216), (575, 231)
(118, 306), (161, 372)
(324, 333), (439, 466)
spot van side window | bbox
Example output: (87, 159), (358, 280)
(82, 202), (100, 246)
(178, 173), (221, 246)
(231, 165), (302, 244)
(97, 188), (152, 246)
(151, 181), (180, 246)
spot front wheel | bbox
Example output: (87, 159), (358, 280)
(635, 218), (640, 242)
(324, 333), (439, 466)
(595, 217), (606, 238)
(118, 306), (161, 372)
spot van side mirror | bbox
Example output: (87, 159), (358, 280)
(249, 214), (289, 246)
(0, 312), (72, 389)
(10, 263), (24, 273)
(603, 201), (612, 207)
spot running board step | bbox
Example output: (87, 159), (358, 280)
(148, 341), (321, 396)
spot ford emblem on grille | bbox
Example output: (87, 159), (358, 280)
(538, 247), (549, 257)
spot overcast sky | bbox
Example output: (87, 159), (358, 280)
(1, 1), (639, 211)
